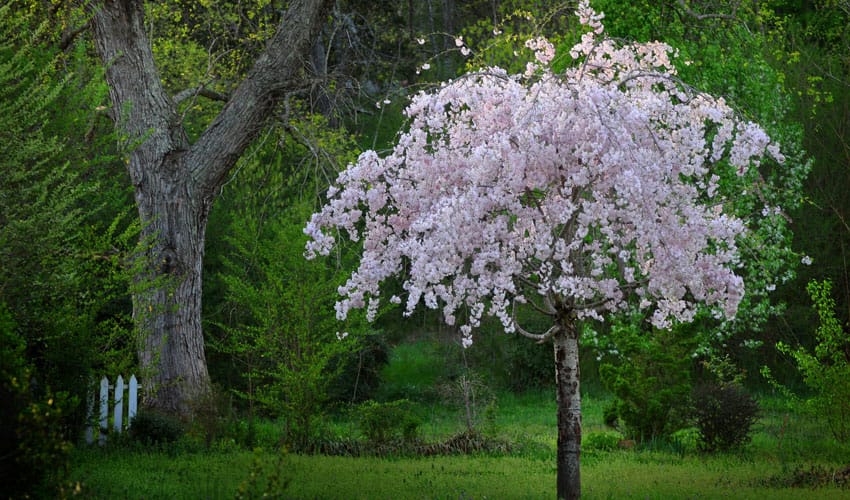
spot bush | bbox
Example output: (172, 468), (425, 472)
(188, 385), (232, 448)
(583, 430), (625, 452)
(692, 382), (760, 452)
(769, 280), (850, 442)
(0, 305), (74, 497)
(129, 409), (185, 445)
(356, 399), (421, 445)
(600, 326), (694, 442)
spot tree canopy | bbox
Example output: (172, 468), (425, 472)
(305, 3), (794, 497)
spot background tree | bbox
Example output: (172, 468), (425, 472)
(0, 4), (137, 494)
(305, 3), (792, 497)
(762, 1), (850, 371)
(202, 112), (387, 445)
(81, 0), (334, 415)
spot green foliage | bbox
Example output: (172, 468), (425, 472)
(0, 1), (137, 439)
(692, 381), (760, 452)
(356, 399), (421, 445)
(599, 316), (695, 441)
(211, 202), (355, 448)
(129, 409), (186, 446)
(582, 430), (625, 452)
(0, 304), (75, 498)
(775, 280), (850, 442)
(203, 113), (373, 449)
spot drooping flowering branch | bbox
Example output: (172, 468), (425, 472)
(305, 0), (784, 348)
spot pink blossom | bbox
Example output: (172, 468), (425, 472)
(306, 1), (783, 345)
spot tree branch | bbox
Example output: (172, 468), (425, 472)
(675, 0), (739, 21)
(59, 23), (89, 52)
(172, 87), (230, 106)
(513, 299), (559, 343)
(88, 0), (189, 186)
(516, 322), (560, 344)
(189, 0), (335, 197)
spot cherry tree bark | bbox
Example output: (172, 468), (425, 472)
(87, 0), (333, 415)
(553, 317), (581, 500)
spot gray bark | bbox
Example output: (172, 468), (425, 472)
(88, 0), (333, 415)
(554, 317), (581, 500)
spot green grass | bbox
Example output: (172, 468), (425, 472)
(69, 446), (849, 499)
(67, 390), (850, 499)
(66, 343), (850, 498)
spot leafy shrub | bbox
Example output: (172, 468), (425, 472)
(208, 200), (359, 450)
(188, 385), (232, 448)
(770, 280), (850, 442)
(130, 409), (185, 445)
(356, 399), (421, 445)
(603, 402), (619, 428)
(600, 325), (694, 441)
(583, 430), (625, 452)
(670, 427), (699, 454)
(0, 305), (74, 498)
(692, 382), (760, 452)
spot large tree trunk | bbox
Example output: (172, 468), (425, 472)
(134, 173), (211, 414)
(88, 0), (333, 415)
(554, 319), (581, 500)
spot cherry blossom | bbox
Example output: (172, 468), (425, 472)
(305, 1), (786, 497)
(306, 3), (781, 348)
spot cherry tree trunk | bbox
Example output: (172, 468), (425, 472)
(554, 320), (581, 500)
(88, 0), (333, 415)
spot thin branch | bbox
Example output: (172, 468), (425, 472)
(572, 295), (613, 311)
(513, 299), (559, 344)
(516, 321), (560, 344)
(675, 0), (739, 21)
(832, 205), (850, 236)
(59, 23), (89, 52)
(517, 288), (558, 316)
(172, 87), (230, 106)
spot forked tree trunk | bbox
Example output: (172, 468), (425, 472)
(87, 0), (333, 415)
(553, 318), (581, 500)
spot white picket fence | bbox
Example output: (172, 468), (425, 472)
(85, 375), (139, 445)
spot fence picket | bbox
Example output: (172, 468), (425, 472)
(113, 375), (124, 432)
(86, 374), (141, 445)
(129, 375), (138, 424)
(98, 376), (108, 445)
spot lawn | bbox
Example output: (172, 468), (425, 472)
(68, 388), (849, 499)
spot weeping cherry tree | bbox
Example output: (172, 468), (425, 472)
(305, 2), (786, 498)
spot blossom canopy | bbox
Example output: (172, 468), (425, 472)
(305, 1), (784, 348)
